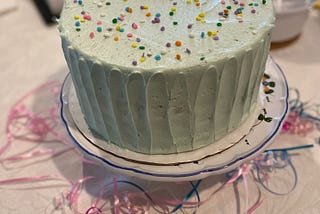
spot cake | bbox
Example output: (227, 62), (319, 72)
(59, 0), (275, 155)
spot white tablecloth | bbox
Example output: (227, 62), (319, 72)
(1, 1), (320, 213)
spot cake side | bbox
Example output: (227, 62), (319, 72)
(59, 0), (275, 154)
(61, 32), (272, 154)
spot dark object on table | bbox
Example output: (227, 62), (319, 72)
(33, 0), (60, 25)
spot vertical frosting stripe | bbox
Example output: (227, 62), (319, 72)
(246, 40), (265, 111)
(147, 72), (175, 154)
(183, 68), (204, 143)
(251, 36), (272, 107)
(214, 57), (238, 140)
(77, 58), (109, 140)
(238, 49), (256, 119)
(91, 62), (121, 145)
(68, 48), (97, 133)
(61, 38), (72, 72)
(109, 69), (138, 151)
(127, 72), (152, 154)
(242, 44), (260, 116)
(167, 73), (193, 152)
(193, 66), (218, 148)
(228, 50), (253, 131)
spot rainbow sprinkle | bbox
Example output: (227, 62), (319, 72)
(70, 0), (269, 66)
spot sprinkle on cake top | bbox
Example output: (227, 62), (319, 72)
(59, 0), (274, 69)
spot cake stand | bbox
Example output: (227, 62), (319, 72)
(60, 56), (289, 182)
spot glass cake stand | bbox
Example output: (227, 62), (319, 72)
(60, 56), (289, 182)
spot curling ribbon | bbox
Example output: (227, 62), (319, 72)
(254, 150), (298, 196)
(100, 163), (262, 213)
(282, 88), (320, 136)
(0, 175), (66, 185)
(113, 178), (120, 214)
(0, 151), (298, 214)
(1, 81), (74, 165)
(82, 145), (302, 214)
(0, 147), (74, 163)
(170, 180), (201, 213)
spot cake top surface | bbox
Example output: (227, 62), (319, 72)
(59, 0), (274, 70)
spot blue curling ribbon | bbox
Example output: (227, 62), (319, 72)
(171, 179), (202, 213)
(103, 180), (156, 207)
(191, 181), (201, 206)
(116, 180), (156, 204)
(255, 150), (298, 196)
(226, 169), (243, 182)
(103, 179), (202, 213)
(289, 88), (320, 123)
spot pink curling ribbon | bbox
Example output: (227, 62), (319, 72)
(113, 178), (120, 214)
(67, 176), (96, 213)
(85, 184), (106, 214)
(282, 88), (320, 136)
(1, 81), (74, 166)
(0, 175), (66, 185)
(282, 111), (315, 136)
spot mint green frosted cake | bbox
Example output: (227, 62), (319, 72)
(59, 0), (275, 154)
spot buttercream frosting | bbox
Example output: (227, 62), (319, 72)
(59, 0), (275, 154)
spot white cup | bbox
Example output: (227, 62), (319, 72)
(271, 0), (314, 43)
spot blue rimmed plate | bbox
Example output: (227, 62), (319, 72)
(60, 56), (289, 182)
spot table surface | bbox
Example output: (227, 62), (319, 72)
(1, 1), (320, 213)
